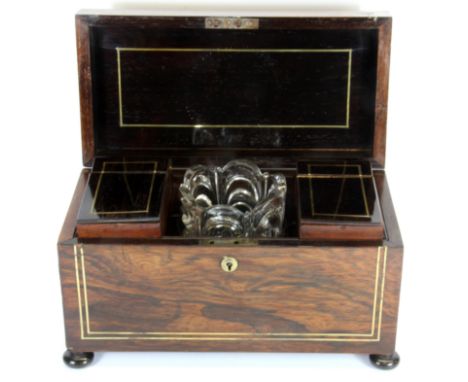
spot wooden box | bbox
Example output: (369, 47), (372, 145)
(58, 10), (403, 369)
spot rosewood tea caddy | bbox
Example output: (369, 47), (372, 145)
(58, 10), (403, 369)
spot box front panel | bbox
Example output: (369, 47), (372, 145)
(60, 243), (400, 352)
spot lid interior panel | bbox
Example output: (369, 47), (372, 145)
(86, 21), (380, 156)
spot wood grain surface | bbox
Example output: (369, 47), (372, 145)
(59, 243), (401, 353)
(58, 169), (403, 354)
(76, 222), (161, 239)
(372, 17), (392, 168)
(300, 223), (384, 241)
(75, 16), (94, 166)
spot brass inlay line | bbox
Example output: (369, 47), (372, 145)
(305, 163), (366, 167)
(95, 211), (150, 215)
(89, 162), (106, 214)
(91, 171), (162, 174)
(80, 246), (91, 335)
(78, 249), (381, 337)
(120, 124), (348, 128)
(145, 162), (157, 212)
(297, 175), (373, 179)
(308, 165), (315, 219)
(102, 160), (159, 165)
(73, 245), (386, 342)
(346, 50), (352, 127)
(116, 47), (352, 129)
(117, 49), (124, 126)
(310, 213), (372, 219)
(298, 164), (371, 178)
(377, 246), (388, 340)
(302, 163), (365, 173)
(73, 245), (84, 340)
(370, 246), (381, 337)
(90, 161), (158, 215)
(80, 337), (372, 342)
(118, 48), (352, 53)
(305, 163), (371, 218)
(164, 147), (367, 152)
(359, 163), (370, 217)
(333, 164), (348, 218)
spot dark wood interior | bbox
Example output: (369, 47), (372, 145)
(75, 156), (383, 242)
(297, 159), (384, 241)
(77, 14), (392, 167)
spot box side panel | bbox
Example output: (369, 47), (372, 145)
(58, 244), (84, 350)
(58, 170), (90, 244)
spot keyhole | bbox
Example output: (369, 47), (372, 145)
(221, 256), (238, 272)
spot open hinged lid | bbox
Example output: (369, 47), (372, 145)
(76, 11), (391, 167)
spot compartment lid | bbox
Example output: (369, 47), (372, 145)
(76, 11), (391, 167)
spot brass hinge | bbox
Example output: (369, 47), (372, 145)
(205, 17), (259, 29)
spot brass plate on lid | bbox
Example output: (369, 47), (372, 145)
(205, 17), (259, 29)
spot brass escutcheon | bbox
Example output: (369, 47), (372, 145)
(220, 256), (238, 272)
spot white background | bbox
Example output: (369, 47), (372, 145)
(1, 0), (467, 380)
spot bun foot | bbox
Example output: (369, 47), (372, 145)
(63, 349), (94, 368)
(369, 352), (400, 370)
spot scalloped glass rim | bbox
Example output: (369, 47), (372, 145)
(179, 159), (287, 238)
